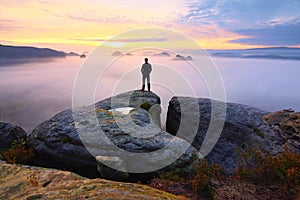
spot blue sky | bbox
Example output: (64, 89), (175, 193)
(179, 0), (300, 46)
(0, 0), (299, 51)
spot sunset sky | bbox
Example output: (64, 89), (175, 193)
(1, 0), (300, 53)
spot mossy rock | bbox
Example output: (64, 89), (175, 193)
(140, 102), (152, 111)
(0, 163), (187, 200)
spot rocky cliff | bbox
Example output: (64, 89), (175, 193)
(0, 162), (186, 200)
(2, 91), (299, 183)
(166, 97), (292, 173)
(27, 90), (199, 181)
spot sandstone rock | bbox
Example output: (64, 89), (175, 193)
(0, 162), (187, 200)
(28, 91), (199, 181)
(27, 108), (98, 178)
(96, 156), (129, 181)
(166, 97), (286, 173)
(263, 110), (300, 153)
(0, 122), (27, 149)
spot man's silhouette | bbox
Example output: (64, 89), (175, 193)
(141, 58), (152, 92)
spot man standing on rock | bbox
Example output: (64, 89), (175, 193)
(141, 58), (152, 92)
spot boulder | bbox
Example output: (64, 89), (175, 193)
(0, 162), (187, 200)
(166, 97), (286, 173)
(28, 91), (199, 181)
(0, 122), (27, 149)
(263, 109), (300, 153)
(27, 108), (98, 178)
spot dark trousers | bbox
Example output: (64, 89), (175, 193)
(142, 75), (150, 91)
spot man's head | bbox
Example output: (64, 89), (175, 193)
(144, 58), (148, 63)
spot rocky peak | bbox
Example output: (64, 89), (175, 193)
(27, 90), (199, 181)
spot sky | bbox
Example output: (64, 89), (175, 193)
(1, 0), (300, 52)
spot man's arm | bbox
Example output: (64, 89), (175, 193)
(141, 64), (145, 73)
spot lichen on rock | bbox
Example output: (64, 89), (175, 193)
(0, 162), (187, 200)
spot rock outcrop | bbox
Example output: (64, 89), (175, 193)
(263, 109), (300, 153)
(0, 162), (187, 200)
(166, 97), (286, 173)
(28, 91), (199, 181)
(28, 107), (98, 178)
(20, 91), (300, 180)
(0, 122), (27, 149)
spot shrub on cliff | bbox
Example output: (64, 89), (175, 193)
(236, 147), (300, 193)
(1, 138), (35, 164)
(191, 160), (224, 198)
(158, 159), (224, 198)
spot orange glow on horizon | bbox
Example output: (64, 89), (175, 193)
(3, 36), (267, 53)
(0, 1), (294, 52)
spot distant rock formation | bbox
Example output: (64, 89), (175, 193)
(111, 51), (132, 57)
(0, 122), (27, 149)
(0, 163), (184, 200)
(154, 51), (172, 57)
(68, 52), (80, 56)
(175, 55), (185, 60)
(27, 90), (199, 181)
(186, 56), (193, 60)
(111, 51), (122, 56)
(166, 97), (287, 173)
(173, 55), (193, 60)
(0, 44), (66, 59)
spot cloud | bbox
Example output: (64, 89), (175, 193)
(178, 0), (300, 29)
(66, 12), (135, 24)
(73, 37), (168, 43)
(230, 19), (300, 46)
(38, 0), (49, 4)
(43, 8), (136, 25)
(176, 0), (300, 46)
(42, 9), (62, 18)
(0, 39), (13, 44)
(0, 19), (23, 31)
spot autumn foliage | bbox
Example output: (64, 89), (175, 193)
(1, 139), (35, 164)
(236, 147), (300, 192)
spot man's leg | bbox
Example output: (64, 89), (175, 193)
(147, 76), (150, 91)
(142, 76), (146, 91)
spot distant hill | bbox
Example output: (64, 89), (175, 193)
(68, 52), (80, 56)
(207, 47), (300, 61)
(0, 44), (67, 59)
(245, 47), (300, 51)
